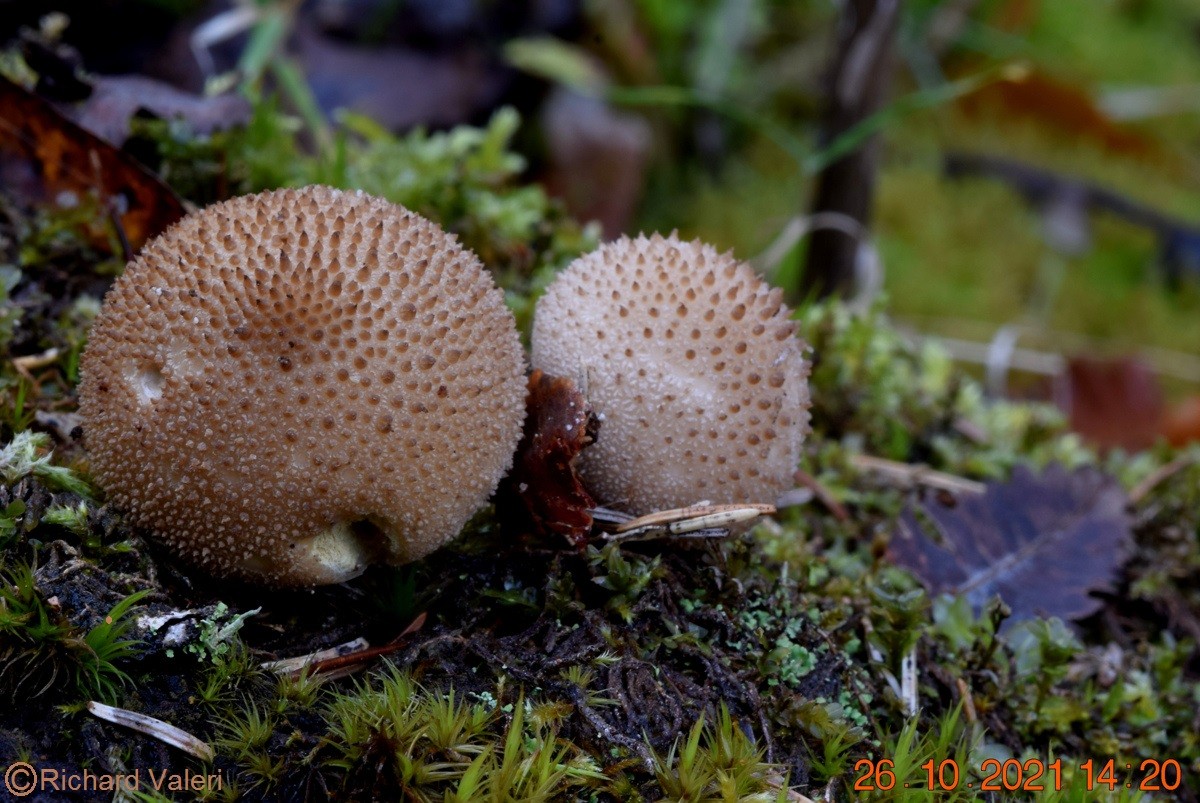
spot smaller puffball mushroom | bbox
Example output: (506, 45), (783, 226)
(79, 186), (527, 586)
(531, 233), (810, 514)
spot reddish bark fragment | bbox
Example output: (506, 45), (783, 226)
(508, 370), (598, 548)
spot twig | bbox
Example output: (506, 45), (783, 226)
(946, 152), (1200, 286)
(601, 503), (775, 542)
(107, 203), (133, 263)
(86, 701), (213, 761)
(302, 643), (402, 679)
(851, 454), (985, 495)
(793, 470), (850, 521)
(260, 637), (369, 680)
(262, 612), (428, 680)
(301, 612), (427, 678)
(902, 322), (1200, 388)
(802, 0), (902, 298)
(900, 646), (918, 716)
(12, 348), (61, 381)
(1128, 454), (1196, 505)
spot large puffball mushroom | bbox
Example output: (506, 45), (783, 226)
(531, 233), (810, 515)
(79, 186), (527, 586)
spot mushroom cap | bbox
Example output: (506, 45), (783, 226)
(79, 186), (527, 586)
(531, 233), (809, 514)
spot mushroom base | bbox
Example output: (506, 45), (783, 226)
(236, 517), (399, 586)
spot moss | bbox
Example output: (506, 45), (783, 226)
(0, 559), (148, 703)
(2, 286), (1199, 795)
(0, 67), (1198, 798)
(0, 432), (92, 496)
(64, 291), (1193, 798)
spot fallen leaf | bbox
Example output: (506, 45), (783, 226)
(890, 464), (1132, 628)
(956, 69), (1161, 160)
(503, 370), (598, 548)
(1163, 396), (1200, 446)
(541, 87), (652, 239)
(73, 75), (252, 147)
(295, 19), (509, 131)
(0, 75), (186, 253)
(1064, 356), (1164, 451)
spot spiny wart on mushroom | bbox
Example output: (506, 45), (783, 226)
(78, 186), (527, 586)
(531, 233), (811, 515)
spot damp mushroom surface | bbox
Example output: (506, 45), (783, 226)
(531, 233), (811, 515)
(78, 186), (527, 586)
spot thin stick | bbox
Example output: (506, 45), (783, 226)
(302, 612), (428, 678)
(603, 503), (775, 542)
(793, 469), (850, 521)
(12, 348), (61, 381)
(260, 637), (369, 679)
(900, 647), (919, 716)
(1128, 454), (1196, 505)
(852, 453), (985, 495)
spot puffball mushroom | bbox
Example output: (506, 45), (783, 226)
(531, 233), (810, 515)
(79, 186), (527, 586)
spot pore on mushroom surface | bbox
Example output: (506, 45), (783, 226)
(531, 233), (810, 515)
(79, 186), (527, 586)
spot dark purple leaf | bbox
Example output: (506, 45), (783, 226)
(74, 75), (252, 147)
(890, 464), (1132, 627)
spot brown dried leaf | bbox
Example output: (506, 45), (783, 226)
(1065, 356), (1164, 451)
(0, 75), (186, 252)
(956, 69), (1161, 159)
(541, 88), (651, 240)
(1163, 396), (1200, 447)
(890, 464), (1132, 627)
(506, 370), (598, 548)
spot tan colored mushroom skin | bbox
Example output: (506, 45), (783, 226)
(79, 186), (527, 586)
(531, 233), (810, 515)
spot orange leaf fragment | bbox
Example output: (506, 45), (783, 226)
(0, 75), (186, 253)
